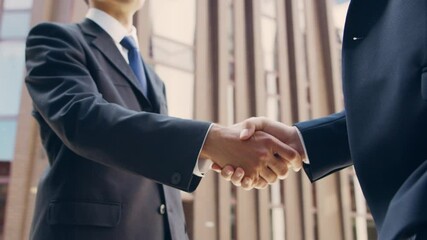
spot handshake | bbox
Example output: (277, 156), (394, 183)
(200, 117), (306, 190)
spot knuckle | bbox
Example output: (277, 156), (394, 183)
(264, 137), (273, 146)
(288, 150), (297, 159)
(256, 149), (270, 161)
(279, 167), (288, 177)
(269, 176), (277, 183)
(231, 178), (241, 186)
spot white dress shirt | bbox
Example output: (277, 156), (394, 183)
(294, 127), (310, 164)
(86, 8), (211, 177)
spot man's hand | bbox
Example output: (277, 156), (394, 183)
(201, 124), (301, 190)
(238, 117), (305, 162)
(212, 117), (306, 190)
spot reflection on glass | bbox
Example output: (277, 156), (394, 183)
(227, 85), (235, 125)
(150, 0), (196, 45)
(0, 12), (32, 39)
(0, 42), (25, 115)
(260, 0), (277, 18)
(266, 72), (278, 95)
(228, 61), (235, 81)
(271, 183), (285, 240)
(260, 17), (277, 72)
(4, 0), (33, 10)
(0, 120), (17, 161)
(266, 73), (279, 120)
(267, 97), (279, 128)
(151, 36), (194, 72)
(227, 0), (235, 56)
(297, 0), (306, 33)
(154, 65), (194, 119)
(331, 0), (350, 41)
(149, 0), (196, 119)
(260, 1), (284, 239)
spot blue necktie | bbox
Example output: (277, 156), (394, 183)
(120, 36), (148, 97)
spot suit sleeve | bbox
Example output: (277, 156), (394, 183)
(294, 111), (353, 181)
(25, 22), (211, 192)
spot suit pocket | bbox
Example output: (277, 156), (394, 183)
(48, 201), (121, 227)
(422, 71), (427, 100)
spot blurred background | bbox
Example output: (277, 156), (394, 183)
(0, 0), (377, 239)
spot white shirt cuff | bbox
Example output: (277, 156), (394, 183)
(193, 124), (214, 177)
(294, 126), (310, 164)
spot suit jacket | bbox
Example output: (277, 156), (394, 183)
(295, 0), (427, 239)
(25, 19), (211, 240)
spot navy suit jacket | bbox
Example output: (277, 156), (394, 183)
(295, 0), (427, 239)
(25, 19), (211, 240)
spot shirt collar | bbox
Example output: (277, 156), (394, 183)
(86, 8), (139, 48)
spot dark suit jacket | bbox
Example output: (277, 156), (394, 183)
(25, 19), (211, 240)
(295, 0), (427, 239)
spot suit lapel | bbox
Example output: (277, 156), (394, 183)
(143, 63), (167, 114)
(79, 19), (152, 105)
(343, 0), (389, 46)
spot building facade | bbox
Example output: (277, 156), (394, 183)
(0, 0), (376, 239)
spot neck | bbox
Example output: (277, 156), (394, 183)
(92, 3), (135, 32)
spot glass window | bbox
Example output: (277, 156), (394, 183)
(331, 0), (350, 41)
(227, 0), (235, 56)
(270, 183), (285, 240)
(227, 85), (235, 125)
(260, 17), (277, 71)
(266, 73), (278, 95)
(151, 36), (194, 72)
(4, 0), (33, 10)
(0, 120), (17, 161)
(260, 0), (277, 18)
(154, 65), (194, 119)
(149, 0), (196, 120)
(150, 0), (196, 46)
(0, 11), (32, 39)
(0, 42), (25, 116)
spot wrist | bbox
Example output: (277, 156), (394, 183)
(200, 124), (222, 160)
(292, 126), (307, 159)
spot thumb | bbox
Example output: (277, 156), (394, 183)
(239, 118), (261, 140)
(239, 128), (255, 140)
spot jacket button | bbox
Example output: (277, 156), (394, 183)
(171, 172), (182, 185)
(159, 204), (166, 215)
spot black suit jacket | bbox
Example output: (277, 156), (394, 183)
(25, 19), (211, 240)
(295, 0), (427, 239)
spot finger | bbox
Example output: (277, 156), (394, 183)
(268, 157), (290, 180)
(239, 128), (253, 140)
(289, 153), (303, 172)
(259, 167), (278, 184)
(254, 178), (269, 189)
(272, 141), (303, 172)
(211, 163), (222, 173)
(231, 167), (245, 186)
(273, 143), (298, 161)
(241, 177), (254, 190)
(220, 165), (235, 181)
(239, 117), (266, 140)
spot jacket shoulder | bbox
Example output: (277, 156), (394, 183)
(27, 22), (82, 42)
(26, 22), (85, 54)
